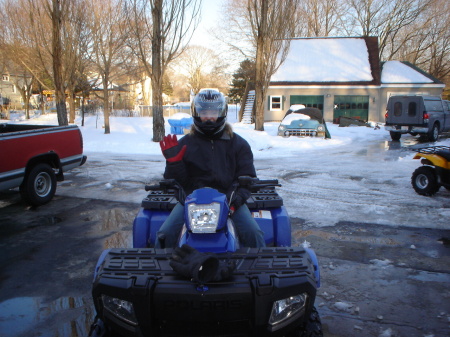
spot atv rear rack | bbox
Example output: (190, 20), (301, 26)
(141, 188), (284, 211)
(416, 146), (450, 154)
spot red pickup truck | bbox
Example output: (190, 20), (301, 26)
(0, 124), (87, 206)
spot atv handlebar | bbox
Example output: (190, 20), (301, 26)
(238, 176), (281, 192)
(145, 179), (180, 192)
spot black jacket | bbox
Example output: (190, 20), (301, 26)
(164, 124), (256, 201)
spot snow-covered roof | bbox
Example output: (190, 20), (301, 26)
(271, 38), (374, 83)
(381, 61), (433, 84)
(270, 37), (441, 86)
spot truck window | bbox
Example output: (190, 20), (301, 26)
(408, 102), (417, 117)
(424, 100), (443, 112)
(394, 102), (402, 116)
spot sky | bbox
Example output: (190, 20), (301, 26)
(189, 0), (224, 48)
(6, 107), (450, 232)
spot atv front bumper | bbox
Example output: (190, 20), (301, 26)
(92, 247), (318, 337)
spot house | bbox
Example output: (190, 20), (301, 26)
(0, 73), (27, 110)
(266, 37), (445, 123)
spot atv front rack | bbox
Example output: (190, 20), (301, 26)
(92, 247), (318, 337)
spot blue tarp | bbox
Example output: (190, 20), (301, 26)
(168, 117), (193, 135)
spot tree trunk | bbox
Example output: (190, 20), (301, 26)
(52, 0), (68, 126)
(68, 88), (75, 123)
(254, 0), (266, 132)
(103, 85), (110, 134)
(151, 0), (165, 142)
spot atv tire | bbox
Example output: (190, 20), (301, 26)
(286, 307), (323, 337)
(411, 166), (440, 196)
(20, 163), (57, 206)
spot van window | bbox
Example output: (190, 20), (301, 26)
(394, 102), (402, 116)
(408, 102), (416, 116)
(424, 100), (443, 112)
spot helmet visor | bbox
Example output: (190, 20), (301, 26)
(197, 109), (220, 119)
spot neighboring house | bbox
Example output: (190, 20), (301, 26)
(0, 73), (26, 110)
(267, 37), (445, 123)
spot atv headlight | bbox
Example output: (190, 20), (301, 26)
(269, 294), (308, 328)
(188, 202), (220, 233)
(102, 295), (137, 326)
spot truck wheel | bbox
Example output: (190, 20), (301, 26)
(20, 163), (57, 206)
(390, 131), (401, 141)
(428, 123), (439, 142)
(411, 166), (440, 196)
(286, 307), (323, 337)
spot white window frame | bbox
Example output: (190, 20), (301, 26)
(270, 95), (283, 111)
(2, 75), (9, 81)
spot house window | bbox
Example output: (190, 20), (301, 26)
(270, 95), (282, 110)
(2, 75), (9, 81)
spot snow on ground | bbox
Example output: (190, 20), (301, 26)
(5, 105), (450, 230)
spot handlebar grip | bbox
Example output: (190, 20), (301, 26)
(145, 185), (162, 191)
(257, 179), (279, 185)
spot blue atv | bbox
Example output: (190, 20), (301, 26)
(90, 177), (322, 337)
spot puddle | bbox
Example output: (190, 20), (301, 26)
(104, 231), (132, 248)
(101, 208), (135, 231)
(292, 229), (400, 246)
(0, 296), (94, 336)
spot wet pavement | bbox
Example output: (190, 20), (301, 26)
(0, 195), (137, 337)
(0, 192), (448, 337)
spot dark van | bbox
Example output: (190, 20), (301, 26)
(384, 95), (450, 141)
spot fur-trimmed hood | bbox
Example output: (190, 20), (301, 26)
(189, 122), (234, 139)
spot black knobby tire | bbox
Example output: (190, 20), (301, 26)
(286, 307), (323, 337)
(428, 123), (439, 142)
(411, 166), (440, 196)
(20, 163), (57, 206)
(390, 131), (401, 141)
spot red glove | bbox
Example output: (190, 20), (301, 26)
(160, 134), (187, 163)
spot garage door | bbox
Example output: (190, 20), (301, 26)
(290, 95), (324, 113)
(333, 95), (369, 122)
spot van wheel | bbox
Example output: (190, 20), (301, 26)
(20, 163), (57, 206)
(428, 124), (439, 142)
(411, 166), (440, 196)
(390, 132), (401, 141)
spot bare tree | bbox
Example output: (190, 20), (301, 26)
(0, 0), (54, 115)
(246, 0), (298, 131)
(172, 45), (230, 94)
(0, 0), (93, 125)
(344, 0), (430, 58)
(126, 0), (201, 142)
(86, 0), (129, 134)
(387, 0), (450, 83)
(297, 0), (343, 37)
(47, 0), (69, 125)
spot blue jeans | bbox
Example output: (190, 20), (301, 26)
(155, 203), (266, 248)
